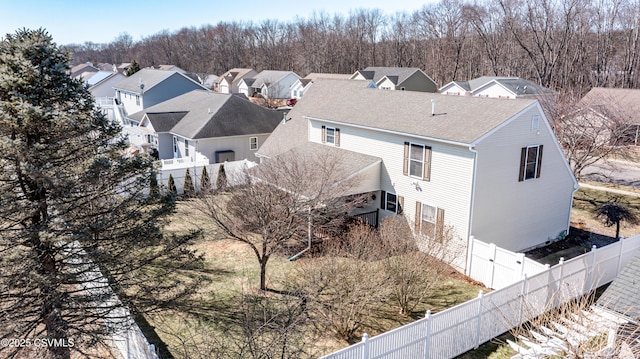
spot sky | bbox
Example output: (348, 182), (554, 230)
(0, 0), (435, 45)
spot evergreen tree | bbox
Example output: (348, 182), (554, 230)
(0, 29), (204, 359)
(201, 166), (211, 193)
(168, 173), (177, 195)
(125, 59), (141, 76)
(216, 163), (228, 192)
(184, 168), (194, 197)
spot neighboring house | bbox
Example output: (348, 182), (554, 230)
(258, 79), (577, 271)
(440, 76), (556, 99)
(84, 70), (127, 123)
(217, 68), (258, 94)
(128, 90), (282, 167)
(86, 71), (127, 98)
(113, 68), (209, 125)
(70, 62), (99, 80)
(578, 87), (640, 145)
(238, 70), (301, 99)
(350, 67), (438, 92)
(290, 73), (352, 99)
(153, 64), (186, 73)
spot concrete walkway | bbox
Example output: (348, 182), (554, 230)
(578, 182), (640, 198)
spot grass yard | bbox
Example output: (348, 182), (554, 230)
(142, 200), (486, 359)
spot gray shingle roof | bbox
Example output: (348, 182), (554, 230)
(114, 69), (204, 94)
(253, 142), (381, 198)
(297, 79), (538, 144)
(492, 78), (556, 96)
(356, 67), (426, 85)
(131, 90), (282, 139)
(579, 87), (640, 124)
(218, 68), (256, 86)
(145, 112), (188, 132)
(249, 70), (299, 88)
(597, 249), (640, 319)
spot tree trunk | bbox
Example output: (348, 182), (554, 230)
(259, 257), (268, 291)
(616, 221), (621, 239)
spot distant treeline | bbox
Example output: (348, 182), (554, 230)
(65, 0), (640, 95)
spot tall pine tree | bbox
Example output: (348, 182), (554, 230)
(0, 29), (204, 358)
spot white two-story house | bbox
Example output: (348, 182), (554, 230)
(257, 79), (577, 272)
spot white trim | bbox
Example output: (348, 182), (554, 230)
(522, 144), (541, 181)
(325, 126), (337, 145)
(382, 191), (399, 213)
(304, 116), (471, 147)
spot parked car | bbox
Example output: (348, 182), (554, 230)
(286, 98), (297, 106)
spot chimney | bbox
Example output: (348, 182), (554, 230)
(431, 99), (435, 116)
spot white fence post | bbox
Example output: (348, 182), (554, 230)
(557, 257), (565, 305)
(475, 290), (484, 349)
(466, 236), (475, 276)
(616, 237), (625, 276)
(519, 274), (527, 325)
(486, 243), (496, 288)
(585, 245), (597, 292)
(362, 333), (369, 359)
(423, 310), (431, 359)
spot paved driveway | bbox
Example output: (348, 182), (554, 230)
(582, 158), (640, 188)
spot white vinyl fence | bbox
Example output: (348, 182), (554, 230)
(320, 234), (640, 359)
(467, 237), (549, 289)
(156, 159), (256, 194)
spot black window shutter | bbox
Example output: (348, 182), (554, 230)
(518, 147), (526, 182)
(380, 190), (386, 209)
(536, 145), (543, 178)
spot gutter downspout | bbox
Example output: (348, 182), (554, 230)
(288, 207), (312, 261)
(465, 145), (479, 276)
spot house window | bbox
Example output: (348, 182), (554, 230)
(250, 137), (258, 150)
(531, 116), (539, 131)
(380, 191), (403, 214)
(184, 139), (189, 157)
(415, 201), (444, 241)
(404, 142), (432, 181)
(518, 145), (543, 181)
(136, 95), (140, 106)
(321, 126), (340, 146)
(173, 136), (177, 153)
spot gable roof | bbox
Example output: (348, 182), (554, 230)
(474, 78), (556, 96)
(597, 249), (640, 319)
(70, 63), (98, 79)
(129, 90), (282, 139)
(144, 112), (188, 132)
(303, 73), (352, 81)
(249, 70), (299, 89)
(217, 68), (257, 86)
(258, 79), (538, 157)
(352, 67), (435, 86)
(113, 69), (206, 94)
(297, 79), (537, 145)
(579, 87), (640, 123)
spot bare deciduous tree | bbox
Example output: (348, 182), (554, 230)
(195, 147), (364, 291)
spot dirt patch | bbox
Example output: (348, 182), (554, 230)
(525, 226), (617, 262)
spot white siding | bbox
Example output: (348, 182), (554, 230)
(120, 90), (142, 116)
(194, 134), (272, 163)
(472, 105), (576, 251)
(473, 83), (515, 99)
(308, 120), (475, 256)
(377, 78), (396, 90)
(441, 84), (467, 96)
(238, 81), (250, 97)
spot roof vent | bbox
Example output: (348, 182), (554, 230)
(207, 108), (211, 114)
(431, 99), (435, 116)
